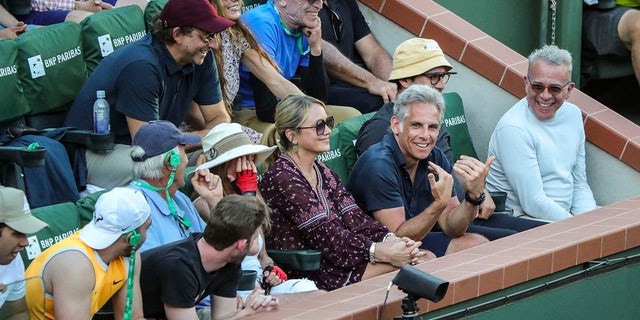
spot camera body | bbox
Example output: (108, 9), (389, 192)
(392, 266), (449, 303)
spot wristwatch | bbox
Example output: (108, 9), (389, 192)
(243, 191), (257, 197)
(465, 191), (486, 206)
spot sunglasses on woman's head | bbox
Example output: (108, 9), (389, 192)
(297, 116), (335, 135)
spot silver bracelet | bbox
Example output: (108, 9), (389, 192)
(369, 243), (377, 264)
(383, 232), (396, 242)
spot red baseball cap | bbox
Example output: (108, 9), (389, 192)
(160, 0), (234, 34)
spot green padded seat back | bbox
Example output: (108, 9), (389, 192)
(20, 190), (107, 268)
(15, 21), (88, 116)
(442, 92), (477, 160)
(81, 5), (147, 73)
(318, 126), (346, 181)
(318, 112), (375, 182)
(242, 0), (268, 13)
(144, 0), (169, 31)
(0, 39), (30, 126)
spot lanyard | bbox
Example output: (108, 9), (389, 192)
(131, 179), (191, 229)
(279, 18), (310, 56)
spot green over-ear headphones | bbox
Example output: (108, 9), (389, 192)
(165, 149), (181, 171)
(130, 149), (191, 230)
(127, 229), (141, 247)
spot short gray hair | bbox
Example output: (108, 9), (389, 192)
(528, 44), (573, 76)
(393, 84), (446, 125)
(131, 146), (179, 180)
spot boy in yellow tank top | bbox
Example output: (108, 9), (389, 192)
(24, 188), (151, 319)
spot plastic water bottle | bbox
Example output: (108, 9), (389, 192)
(93, 90), (110, 134)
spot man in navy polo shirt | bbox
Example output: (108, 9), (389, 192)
(65, 0), (234, 190)
(348, 84), (491, 257)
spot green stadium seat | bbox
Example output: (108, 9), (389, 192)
(15, 21), (88, 126)
(442, 92), (478, 160)
(5, 22), (113, 201)
(0, 39), (30, 127)
(143, 0), (169, 31)
(81, 5), (147, 73)
(318, 112), (375, 182)
(241, 0), (268, 13)
(0, 39), (46, 190)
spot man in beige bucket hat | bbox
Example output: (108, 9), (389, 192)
(355, 38), (455, 157)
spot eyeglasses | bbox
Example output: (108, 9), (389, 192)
(194, 30), (217, 45)
(297, 116), (334, 135)
(527, 78), (572, 95)
(421, 71), (457, 86)
(323, 2), (343, 42)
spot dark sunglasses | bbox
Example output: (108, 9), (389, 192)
(323, 2), (343, 42)
(527, 79), (571, 95)
(194, 30), (218, 45)
(297, 116), (335, 135)
(420, 71), (457, 86)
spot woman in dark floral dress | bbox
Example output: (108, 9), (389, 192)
(259, 95), (431, 291)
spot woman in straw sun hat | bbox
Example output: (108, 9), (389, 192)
(193, 122), (318, 296)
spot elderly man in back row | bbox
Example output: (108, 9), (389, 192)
(127, 120), (222, 252)
(486, 45), (597, 221)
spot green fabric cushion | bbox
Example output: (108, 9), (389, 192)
(318, 126), (347, 181)
(318, 112), (375, 182)
(242, 0), (267, 13)
(144, 0), (169, 31)
(20, 190), (107, 268)
(442, 92), (478, 160)
(81, 5), (147, 73)
(0, 39), (30, 126)
(0, 0), (31, 15)
(15, 21), (88, 115)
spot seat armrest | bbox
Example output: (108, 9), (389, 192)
(55, 130), (115, 154)
(267, 249), (321, 271)
(0, 146), (46, 167)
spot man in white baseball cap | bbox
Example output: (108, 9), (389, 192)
(24, 187), (151, 319)
(0, 186), (47, 319)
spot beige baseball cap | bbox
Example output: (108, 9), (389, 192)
(389, 38), (453, 81)
(0, 186), (48, 234)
